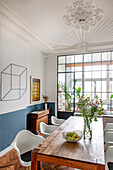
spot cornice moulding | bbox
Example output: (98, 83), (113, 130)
(50, 44), (113, 56)
(0, 1), (53, 52)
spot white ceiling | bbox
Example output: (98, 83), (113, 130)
(1, 0), (113, 55)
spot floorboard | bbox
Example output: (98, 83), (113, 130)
(0, 148), (79, 170)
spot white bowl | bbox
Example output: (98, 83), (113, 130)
(62, 130), (83, 142)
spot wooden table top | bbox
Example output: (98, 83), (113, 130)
(35, 116), (105, 166)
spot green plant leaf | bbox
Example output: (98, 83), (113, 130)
(110, 94), (113, 99)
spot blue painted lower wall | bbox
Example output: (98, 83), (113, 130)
(0, 102), (55, 152)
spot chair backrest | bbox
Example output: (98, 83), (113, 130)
(40, 122), (58, 137)
(11, 130), (44, 155)
(51, 116), (65, 125)
(40, 122), (47, 133)
(51, 116), (58, 125)
(104, 131), (113, 142)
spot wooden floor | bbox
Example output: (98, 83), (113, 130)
(0, 162), (78, 170)
(0, 148), (78, 170)
(18, 163), (78, 170)
(41, 162), (78, 170)
(19, 163), (78, 170)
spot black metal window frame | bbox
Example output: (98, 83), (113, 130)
(57, 51), (113, 117)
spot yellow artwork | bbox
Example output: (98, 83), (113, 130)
(30, 77), (40, 103)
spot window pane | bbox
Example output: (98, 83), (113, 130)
(102, 81), (107, 92)
(92, 65), (101, 71)
(84, 65), (92, 71)
(66, 64), (74, 72)
(109, 70), (113, 79)
(58, 56), (65, 64)
(93, 53), (101, 62)
(58, 65), (65, 72)
(102, 52), (110, 61)
(75, 55), (83, 63)
(84, 81), (91, 92)
(58, 92), (65, 111)
(75, 72), (82, 79)
(92, 81), (101, 93)
(66, 73), (74, 91)
(109, 81), (113, 93)
(58, 74), (65, 92)
(75, 81), (82, 94)
(75, 65), (82, 71)
(103, 104), (107, 111)
(84, 72), (91, 79)
(102, 93), (107, 100)
(65, 93), (74, 112)
(102, 71), (107, 78)
(66, 55), (74, 63)
(84, 54), (92, 63)
(102, 65), (107, 70)
(109, 64), (113, 70)
(92, 71), (101, 79)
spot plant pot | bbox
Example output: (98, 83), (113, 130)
(83, 117), (92, 139)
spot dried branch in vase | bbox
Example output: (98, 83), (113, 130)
(42, 95), (48, 103)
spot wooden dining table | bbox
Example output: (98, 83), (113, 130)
(31, 116), (105, 170)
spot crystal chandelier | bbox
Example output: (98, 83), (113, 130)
(63, 0), (103, 30)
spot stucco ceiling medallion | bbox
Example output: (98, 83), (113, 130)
(63, 0), (103, 31)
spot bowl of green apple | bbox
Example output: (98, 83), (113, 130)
(62, 130), (83, 142)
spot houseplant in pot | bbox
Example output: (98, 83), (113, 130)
(77, 94), (104, 139)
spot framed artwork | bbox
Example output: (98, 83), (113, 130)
(30, 76), (40, 103)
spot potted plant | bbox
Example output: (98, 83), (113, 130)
(77, 94), (104, 138)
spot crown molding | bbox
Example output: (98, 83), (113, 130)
(0, 1), (53, 52)
(46, 42), (113, 56)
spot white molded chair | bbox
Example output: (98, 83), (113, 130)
(104, 131), (113, 152)
(105, 146), (113, 170)
(51, 116), (65, 126)
(11, 130), (44, 167)
(40, 122), (58, 138)
(104, 123), (113, 131)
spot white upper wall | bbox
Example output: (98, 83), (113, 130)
(0, 25), (45, 114)
(45, 55), (57, 102)
(45, 55), (57, 116)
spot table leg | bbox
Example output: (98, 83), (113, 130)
(31, 150), (40, 170)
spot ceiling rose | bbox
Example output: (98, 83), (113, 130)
(63, 0), (103, 30)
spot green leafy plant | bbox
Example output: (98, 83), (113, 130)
(59, 83), (72, 111)
(74, 79), (81, 98)
(110, 94), (113, 99)
(77, 93), (104, 138)
(58, 79), (82, 111)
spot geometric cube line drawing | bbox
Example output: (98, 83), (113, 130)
(1, 63), (27, 101)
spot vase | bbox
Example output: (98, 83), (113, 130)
(45, 103), (47, 110)
(83, 117), (92, 139)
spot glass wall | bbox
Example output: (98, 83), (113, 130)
(57, 52), (113, 115)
